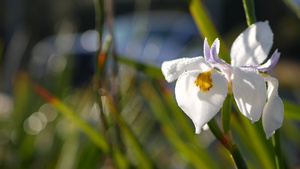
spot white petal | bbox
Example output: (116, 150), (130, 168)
(202, 123), (210, 131)
(232, 67), (266, 122)
(262, 77), (284, 139)
(161, 57), (212, 82)
(230, 21), (273, 67)
(175, 70), (228, 134)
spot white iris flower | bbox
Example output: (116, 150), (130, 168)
(161, 21), (283, 139)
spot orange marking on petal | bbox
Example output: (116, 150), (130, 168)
(194, 69), (214, 92)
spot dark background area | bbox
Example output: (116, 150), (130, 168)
(1, 0), (300, 96)
(2, 0), (300, 60)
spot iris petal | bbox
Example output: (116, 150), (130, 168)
(161, 57), (212, 82)
(204, 38), (213, 62)
(231, 21), (273, 67)
(175, 70), (228, 133)
(262, 77), (284, 139)
(242, 49), (281, 72)
(211, 38), (220, 62)
(256, 49), (281, 72)
(204, 38), (229, 66)
(232, 67), (267, 122)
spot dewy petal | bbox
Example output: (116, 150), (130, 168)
(175, 70), (228, 134)
(232, 67), (267, 123)
(231, 21), (273, 67)
(262, 77), (284, 139)
(161, 57), (212, 82)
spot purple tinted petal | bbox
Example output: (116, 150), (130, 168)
(203, 38), (232, 75)
(210, 39), (229, 65)
(256, 49), (280, 72)
(210, 38), (220, 64)
(204, 38), (223, 65)
(211, 38), (220, 56)
(204, 38), (213, 62)
(241, 49), (280, 71)
(241, 65), (260, 69)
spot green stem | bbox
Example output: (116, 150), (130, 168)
(231, 145), (249, 169)
(222, 94), (232, 134)
(207, 118), (231, 150)
(208, 117), (248, 169)
(186, 0), (230, 63)
(272, 130), (284, 169)
(93, 0), (108, 139)
(207, 118), (223, 141)
(105, 94), (156, 169)
(93, 0), (104, 57)
(242, 0), (257, 26)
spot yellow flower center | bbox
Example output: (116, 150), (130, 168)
(194, 69), (213, 92)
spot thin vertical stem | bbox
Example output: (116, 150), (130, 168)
(207, 118), (230, 151)
(105, 94), (156, 169)
(186, 0), (230, 63)
(93, 0), (109, 136)
(207, 118), (224, 141)
(242, 0), (257, 26)
(94, 0), (104, 58)
(242, 1), (285, 168)
(222, 94), (232, 134)
(231, 145), (249, 169)
(208, 117), (248, 168)
(272, 130), (284, 169)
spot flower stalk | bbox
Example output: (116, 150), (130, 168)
(209, 93), (248, 169)
(207, 118), (224, 141)
(222, 94), (232, 134)
(242, 0), (257, 26)
(187, 0), (230, 63)
(272, 129), (284, 169)
(208, 117), (248, 168)
(231, 145), (249, 169)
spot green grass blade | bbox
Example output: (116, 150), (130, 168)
(104, 93), (155, 169)
(222, 94), (232, 133)
(155, 81), (205, 147)
(30, 80), (110, 154)
(242, 0), (257, 26)
(271, 130), (284, 169)
(283, 100), (300, 120)
(117, 56), (164, 79)
(30, 80), (133, 168)
(232, 99), (275, 169)
(140, 82), (218, 169)
(55, 101), (111, 153)
(186, 0), (230, 63)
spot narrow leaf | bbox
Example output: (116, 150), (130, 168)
(117, 56), (164, 79)
(30, 80), (110, 154)
(140, 82), (218, 169)
(104, 93), (155, 169)
(283, 100), (300, 120)
(187, 0), (230, 63)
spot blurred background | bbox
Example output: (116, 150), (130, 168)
(1, 0), (300, 168)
